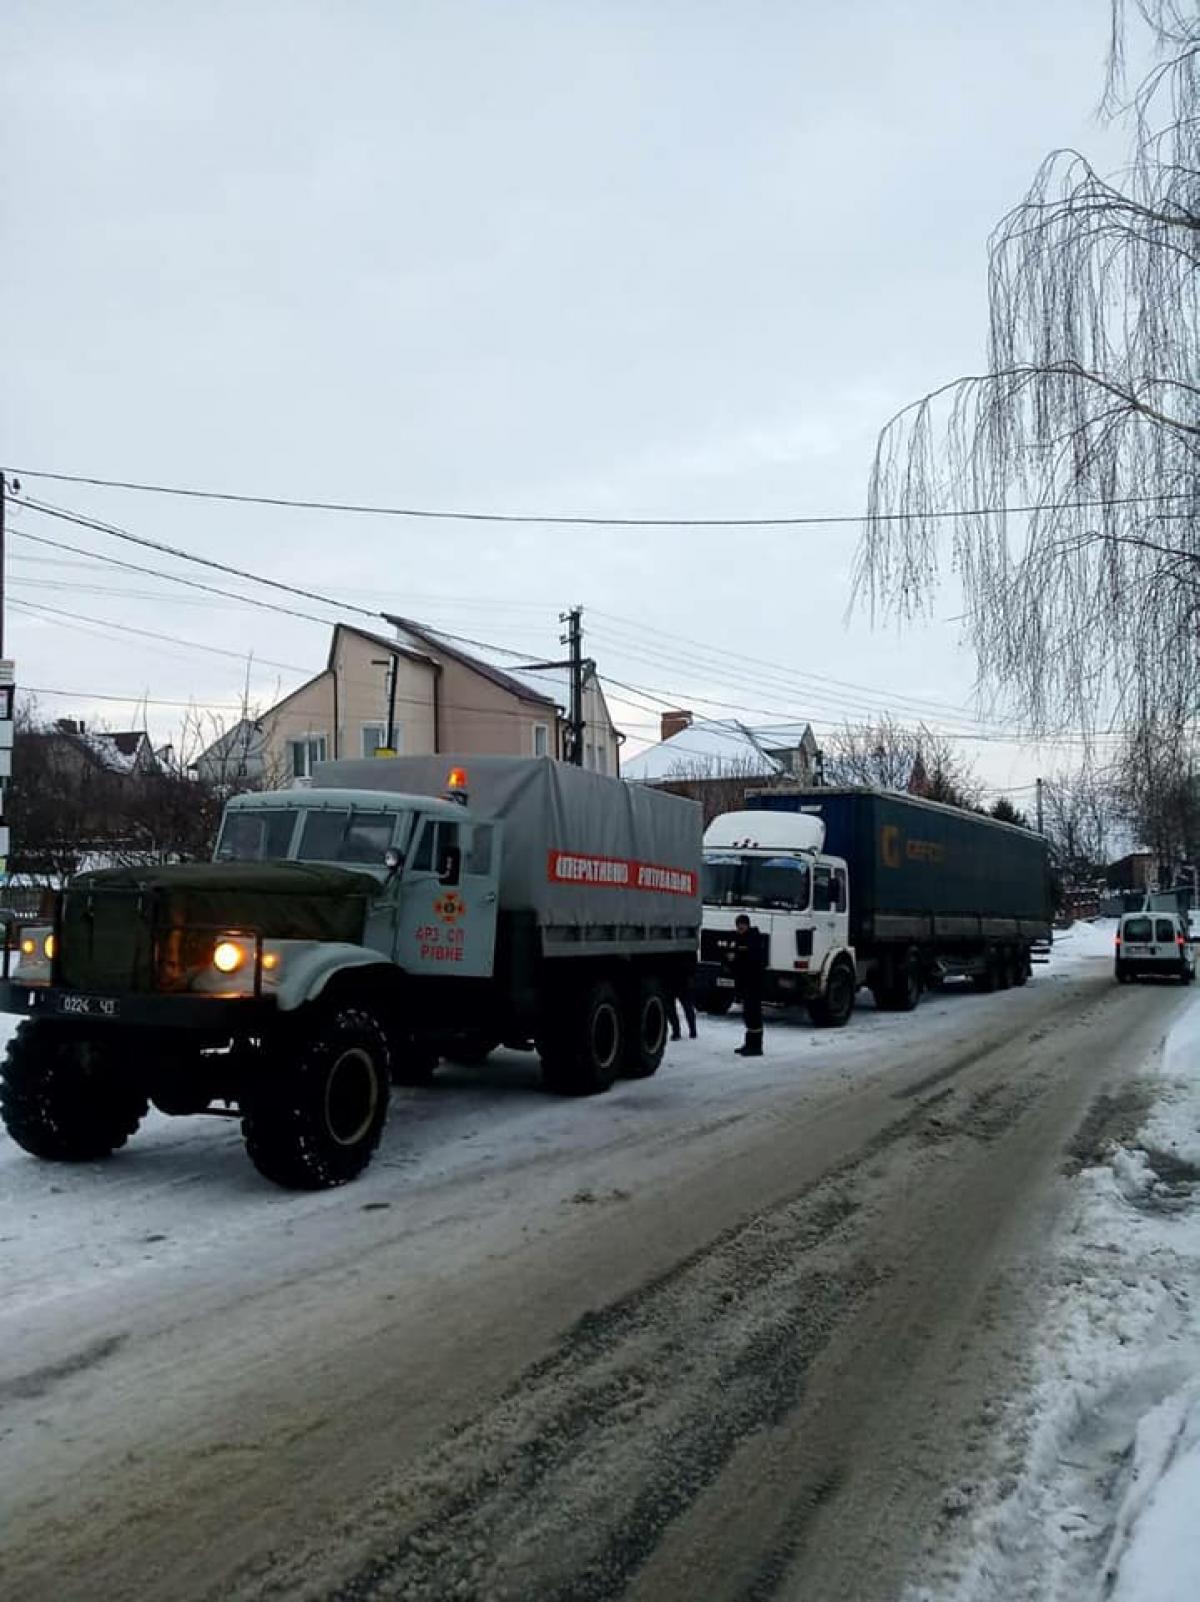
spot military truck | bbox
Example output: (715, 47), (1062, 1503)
(0, 757), (701, 1189)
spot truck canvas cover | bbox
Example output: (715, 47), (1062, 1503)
(748, 787), (1051, 945)
(316, 755), (702, 949)
(58, 862), (376, 993)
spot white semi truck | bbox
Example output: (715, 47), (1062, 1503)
(696, 789), (1052, 1026)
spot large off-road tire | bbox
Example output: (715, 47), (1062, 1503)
(622, 976), (669, 1079)
(242, 1004), (391, 1189)
(1115, 962), (1132, 984)
(699, 991), (735, 1017)
(807, 959), (856, 1029)
(540, 979), (623, 1098)
(0, 1019), (148, 1161)
(996, 949), (1015, 991)
(1012, 949), (1030, 987)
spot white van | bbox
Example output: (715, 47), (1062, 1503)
(1114, 911), (1195, 984)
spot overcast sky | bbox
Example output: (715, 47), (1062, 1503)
(4, 1), (1131, 800)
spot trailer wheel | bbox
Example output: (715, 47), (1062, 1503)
(996, 950), (1014, 990)
(0, 1020), (148, 1161)
(1012, 950), (1030, 987)
(242, 1004), (391, 1189)
(973, 952), (999, 993)
(807, 959), (856, 1028)
(622, 977), (669, 1079)
(540, 979), (622, 1097)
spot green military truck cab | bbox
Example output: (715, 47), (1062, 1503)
(0, 760), (702, 1190)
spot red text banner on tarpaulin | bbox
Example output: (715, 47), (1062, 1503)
(547, 850), (698, 897)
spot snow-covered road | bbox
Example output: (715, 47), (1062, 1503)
(1, 928), (1192, 1601)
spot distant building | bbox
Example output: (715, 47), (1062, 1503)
(623, 711), (819, 824)
(193, 618), (623, 788)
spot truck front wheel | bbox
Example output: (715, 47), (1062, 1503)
(242, 1004), (391, 1189)
(621, 976), (669, 1079)
(0, 1020), (149, 1161)
(540, 979), (622, 1097)
(807, 960), (856, 1028)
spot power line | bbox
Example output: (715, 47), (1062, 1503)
(7, 465), (1191, 528)
(10, 525), (340, 625)
(18, 496), (379, 621)
(9, 597), (311, 675)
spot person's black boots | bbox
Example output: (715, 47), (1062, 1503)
(734, 1030), (763, 1057)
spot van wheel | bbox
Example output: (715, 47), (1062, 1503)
(807, 960), (856, 1028)
(622, 977), (669, 1079)
(0, 1020), (148, 1161)
(243, 1005), (391, 1189)
(541, 980), (622, 1097)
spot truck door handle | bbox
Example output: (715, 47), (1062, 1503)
(483, 892), (497, 904)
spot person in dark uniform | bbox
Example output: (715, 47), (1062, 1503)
(668, 967), (697, 1041)
(731, 914), (765, 1057)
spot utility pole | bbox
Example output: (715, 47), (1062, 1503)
(560, 606), (585, 766)
(1036, 776), (1045, 836)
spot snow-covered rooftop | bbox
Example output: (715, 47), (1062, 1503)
(622, 719), (784, 783)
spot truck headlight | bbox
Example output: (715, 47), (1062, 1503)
(213, 939), (247, 975)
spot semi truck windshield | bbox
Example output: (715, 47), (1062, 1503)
(702, 853), (811, 911)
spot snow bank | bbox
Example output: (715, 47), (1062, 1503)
(1106, 1388), (1200, 1602)
(910, 986), (1200, 1602)
(1047, 918), (1117, 966)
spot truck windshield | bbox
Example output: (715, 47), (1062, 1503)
(296, 810), (398, 865)
(702, 853), (811, 911)
(216, 809), (300, 862)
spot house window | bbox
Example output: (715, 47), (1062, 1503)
(289, 734), (327, 779)
(361, 723), (388, 758)
(533, 723), (550, 758)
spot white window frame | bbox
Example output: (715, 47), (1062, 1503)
(289, 733), (328, 779)
(533, 722), (550, 758)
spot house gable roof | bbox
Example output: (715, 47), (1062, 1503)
(326, 623), (440, 674)
(382, 614), (557, 708)
(622, 719), (785, 783)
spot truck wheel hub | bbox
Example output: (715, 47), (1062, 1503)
(324, 1047), (379, 1146)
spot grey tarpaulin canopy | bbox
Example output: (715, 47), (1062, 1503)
(316, 755), (702, 946)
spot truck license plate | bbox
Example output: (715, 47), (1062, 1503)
(716, 977), (735, 989)
(58, 995), (120, 1019)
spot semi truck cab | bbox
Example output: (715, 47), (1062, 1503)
(697, 810), (859, 1028)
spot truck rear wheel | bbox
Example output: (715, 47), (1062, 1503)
(807, 960), (856, 1028)
(0, 1019), (149, 1161)
(875, 950), (921, 1012)
(242, 1004), (391, 1189)
(622, 976), (668, 1079)
(1012, 949), (1030, 987)
(540, 979), (622, 1097)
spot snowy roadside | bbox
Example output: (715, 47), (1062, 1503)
(912, 941), (1200, 1602)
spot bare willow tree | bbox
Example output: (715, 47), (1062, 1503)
(857, 2), (1200, 738)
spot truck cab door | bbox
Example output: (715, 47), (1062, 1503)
(395, 815), (500, 979)
(811, 861), (849, 969)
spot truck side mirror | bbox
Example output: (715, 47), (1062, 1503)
(384, 847), (404, 881)
(438, 844), (462, 887)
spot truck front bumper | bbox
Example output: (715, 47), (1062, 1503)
(0, 981), (277, 1032)
(696, 960), (815, 1007)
